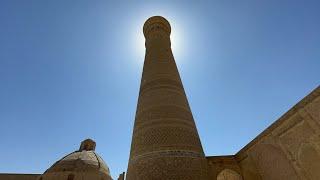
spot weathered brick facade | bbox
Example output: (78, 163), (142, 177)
(126, 16), (208, 180)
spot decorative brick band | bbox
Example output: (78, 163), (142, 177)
(130, 150), (204, 162)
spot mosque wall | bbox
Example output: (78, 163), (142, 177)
(235, 86), (320, 180)
(206, 86), (320, 180)
(0, 174), (39, 180)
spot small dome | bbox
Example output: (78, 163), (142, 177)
(39, 139), (112, 180)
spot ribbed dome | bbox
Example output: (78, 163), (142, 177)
(38, 139), (112, 180)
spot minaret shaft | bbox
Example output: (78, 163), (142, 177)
(127, 16), (208, 180)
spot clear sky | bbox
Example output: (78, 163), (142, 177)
(0, 0), (319, 178)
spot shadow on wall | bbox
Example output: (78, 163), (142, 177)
(298, 143), (320, 179)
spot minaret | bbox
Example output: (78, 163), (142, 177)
(127, 16), (208, 180)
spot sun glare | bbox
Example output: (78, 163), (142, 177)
(130, 13), (184, 64)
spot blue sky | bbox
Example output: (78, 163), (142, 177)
(0, 0), (319, 178)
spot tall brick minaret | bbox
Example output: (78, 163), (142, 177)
(127, 16), (208, 180)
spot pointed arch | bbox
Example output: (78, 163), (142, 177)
(251, 144), (298, 180)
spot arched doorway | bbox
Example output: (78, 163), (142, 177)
(217, 169), (242, 180)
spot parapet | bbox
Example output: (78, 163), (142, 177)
(143, 16), (171, 38)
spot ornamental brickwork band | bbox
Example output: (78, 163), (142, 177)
(126, 16), (208, 180)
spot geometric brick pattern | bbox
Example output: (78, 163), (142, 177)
(126, 16), (208, 180)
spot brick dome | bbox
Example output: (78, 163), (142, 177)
(38, 139), (112, 180)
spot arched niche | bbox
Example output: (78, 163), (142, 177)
(298, 143), (320, 180)
(251, 143), (298, 180)
(217, 169), (242, 180)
